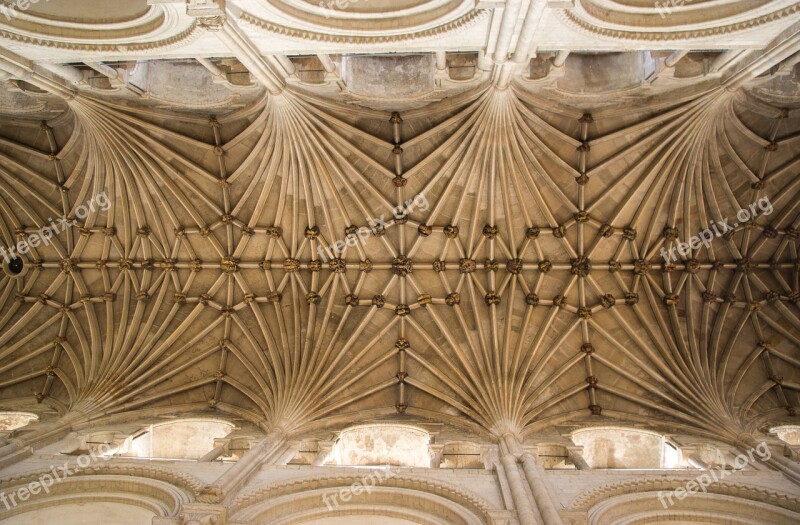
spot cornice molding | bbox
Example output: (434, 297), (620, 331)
(558, 2), (800, 43)
(0, 4), (201, 54)
(0, 24), (204, 54)
(237, 8), (490, 45)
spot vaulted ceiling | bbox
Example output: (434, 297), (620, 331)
(0, 0), (798, 447)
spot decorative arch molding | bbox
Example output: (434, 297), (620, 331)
(256, 0), (476, 35)
(0, 468), (197, 521)
(569, 476), (800, 513)
(236, 8), (490, 45)
(557, 1), (800, 43)
(230, 474), (494, 524)
(588, 491), (800, 525)
(0, 462), (205, 501)
(0, 4), (202, 54)
(257, 504), (451, 525)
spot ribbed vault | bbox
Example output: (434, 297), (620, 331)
(0, 79), (798, 449)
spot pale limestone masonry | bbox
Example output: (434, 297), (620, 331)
(1, 426), (800, 523)
(0, 0), (799, 523)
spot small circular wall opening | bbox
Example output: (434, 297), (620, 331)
(3, 256), (27, 278)
(8, 257), (23, 274)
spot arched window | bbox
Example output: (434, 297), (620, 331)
(129, 419), (234, 460)
(771, 425), (800, 446)
(332, 424), (430, 467)
(0, 412), (38, 433)
(571, 427), (675, 469)
(557, 52), (655, 93)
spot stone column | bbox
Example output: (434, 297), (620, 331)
(186, 0), (284, 94)
(0, 48), (76, 100)
(311, 440), (334, 466)
(509, 0), (548, 66)
(317, 54), (337, 75)
(433, 51), (449, 86)
(481, 444), (495, 470)
(38, 63), (85, 86)
(665, 49), (690, 68)
(520, 451), (563, 525)
(272, 440), (300, 465)
(196, 57), (230, 84)
(435, 51), (447, 71)
(499, 451), (541, 525)
(477, 50), (493, 72)
(498, 435), (543, 525)
(0, 411), (87, 468)
(84, 61), (123, 85)
(199, 430), (244, 462)
(566, 446), (590, 470)
(429, 444), (444, 468)
(709, 49), (744, 73)
(198, 430), (287, 503)
(488, 0), (522, 85)
(552, 50), (570, 68)
(274, 55), (296, 76)
(179, 502), (227, 525)
(736, 434), (800, 483)
(686, 453), (710, 470)
(199, 444), (227, 463)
